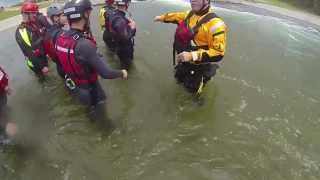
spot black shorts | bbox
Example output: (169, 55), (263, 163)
(175, 63), (219, 93)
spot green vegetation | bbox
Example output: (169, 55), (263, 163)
(256, 0), (298, 9)
(0, 0), (51, 21)
(260, 0), (320, 13)
(0, 10), (20, 21)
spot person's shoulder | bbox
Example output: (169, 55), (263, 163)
(16, 23), (26, 30)
(75, 38), (96, 53)
(16, 24), (27, 36)
(206, 13), (227, 34)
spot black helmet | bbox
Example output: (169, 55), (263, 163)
(64, 0), (92, 20)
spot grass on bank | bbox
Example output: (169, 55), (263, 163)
(0, 10), (20, 21)
(0, 0), (52, 21)
(256, 0), (299, 9)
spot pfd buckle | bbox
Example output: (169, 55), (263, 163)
(73, 34), (80, 40)
(65, 77), (76, 90)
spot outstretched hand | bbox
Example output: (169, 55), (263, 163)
(153, 16), (162, 22)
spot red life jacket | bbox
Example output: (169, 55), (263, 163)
(0, 67), (8, 95)
(173, 12), (217, 65)
(44, 26), (61, 60)
(20, 22), (46, 57)
(55, 33), (98, 85)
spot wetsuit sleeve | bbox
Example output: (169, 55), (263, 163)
(112, 16), (136, 41)
(192, 18), (227, 63)
(158, 11), (189, 24)
(75, 39), (123, 79)
(15, 27), (47, 69)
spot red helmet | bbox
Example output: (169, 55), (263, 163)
(21, 2), (39, 13)
(106, 0), (115, 5)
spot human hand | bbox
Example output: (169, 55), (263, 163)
(153, 16), (161, 22)
(42, 67), (49, 75)
(177, 51), (192, 62)
(122, 69), (128, 79)
(6, 122), (17, 138)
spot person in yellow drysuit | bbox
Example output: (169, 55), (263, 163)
(154, 0), (227, 94)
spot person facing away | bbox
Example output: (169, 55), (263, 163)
(15, 2), (49, 82)
(99, 0), (117, 51)
(154, 0), (227, 94)
(109, 0), (136, 70)
(55, 0), (128, 112)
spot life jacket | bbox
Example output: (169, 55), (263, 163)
(0, 68), (8, 95)
(18, 23), (46, 68)
(55, 32), (98, 86)
(108, 10), (130, 41)
(44, 24), (62, 60)
(104, 5), (115, 32)
(173, 11), (217, 65)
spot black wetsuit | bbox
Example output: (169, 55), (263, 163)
(15, 22), (48, 80)
(110, 9), (136, 70)
(65, 29), (123, 107)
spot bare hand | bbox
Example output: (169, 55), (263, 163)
(6, 122), (17, 138)
(154, 16), (161, 22)
(177, 52), (192, 62)
(128, 20), (136, 29)
(122, 69), (128, 79)
(42, 67), (49, 75)
(5, 87), (12, 95)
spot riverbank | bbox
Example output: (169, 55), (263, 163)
(0, 0), (320, 28)
(0, 0), (52, 21)
(215, 0), (320, 27)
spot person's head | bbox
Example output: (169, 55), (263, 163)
(63, 0), (92, 31)
(60, 13), (69, 28)
(47, 4), (63, 24)
(21, 2), (39, 23)
(114, 0), (131, 10)
(190, 0), (210, 14)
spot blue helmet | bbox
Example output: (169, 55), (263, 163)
(47, 3), (63, 18)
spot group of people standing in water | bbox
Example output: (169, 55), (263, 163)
(0, 0), (226, 144)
